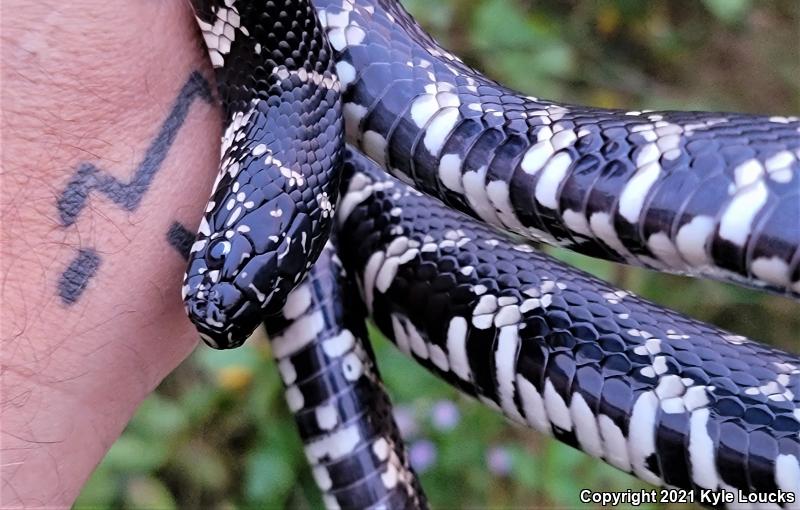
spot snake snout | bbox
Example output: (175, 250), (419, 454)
(185, 282), (259, 349)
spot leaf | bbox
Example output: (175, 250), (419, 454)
(125, 477), (177, 510)
(403, 0), (453, 34)
(543, 440), (589, 505)
(262, 419), (305, 461)
(511, 446), (541, 491)
(73, 463), (118, 508)
(129, 394), (187, 439)
(172, 440), (230, 491)
(702, 0), (752, 24)
(470, 0), (575, 94)
(104, 435), (168, 473)
(178, 386), (219, 423)
(244, 449), (296, 505)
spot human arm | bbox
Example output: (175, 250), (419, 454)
(1, 1), (217, 506)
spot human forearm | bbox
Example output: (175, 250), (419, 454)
(1, 1), (217, 506)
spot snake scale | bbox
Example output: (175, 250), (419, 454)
(182, 0), (800, 507)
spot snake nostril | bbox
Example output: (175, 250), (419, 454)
(210, 306), (225, 323)
(188, 299), (210, 322)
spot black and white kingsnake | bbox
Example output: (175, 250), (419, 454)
(181, 0), (800, 507)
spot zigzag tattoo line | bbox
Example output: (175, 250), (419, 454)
(56, 72), (213, 305)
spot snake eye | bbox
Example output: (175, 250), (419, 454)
(207, 239), (231, 267)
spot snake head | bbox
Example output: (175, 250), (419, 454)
(182, 109), (326, 349)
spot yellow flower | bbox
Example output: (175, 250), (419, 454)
(596, 5), (621, 37)
(217, 366), (252, 391)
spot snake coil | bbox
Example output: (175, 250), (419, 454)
(183, 0), (800, 507)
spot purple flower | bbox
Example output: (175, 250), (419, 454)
(487, 445), (513, 476)
(393, 404), (419, 439)
(430, 400), (460, 431)
(409, 439), (437, 473)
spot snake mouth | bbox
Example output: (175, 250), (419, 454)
(184, 282), (261, 349)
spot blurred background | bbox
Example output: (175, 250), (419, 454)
(76, 0), (799, 508)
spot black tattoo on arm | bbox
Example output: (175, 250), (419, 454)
(57, 249), (101, 305)
(55, 71), (213, 305)
(56, 72), (213, 226)
(167, 222), (195, 262)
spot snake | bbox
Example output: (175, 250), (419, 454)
(181, 0), (800, 507)
(264, 236), (427, 508)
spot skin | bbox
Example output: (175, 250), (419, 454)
(1, 1), (217, 506)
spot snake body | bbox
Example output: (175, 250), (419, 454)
(265, 239), (427, 509)
(182, 0), (800, 506)
(314, 0), (800, 297)
(337, 148), (800, 499)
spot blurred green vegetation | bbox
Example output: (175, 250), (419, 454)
(76, 1), (799, 508)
